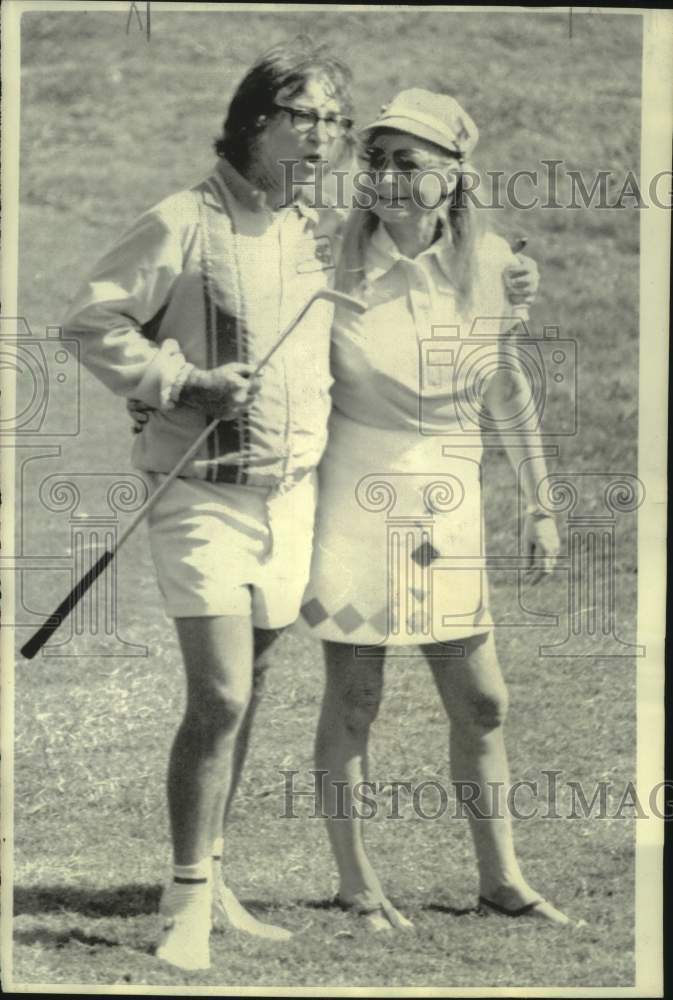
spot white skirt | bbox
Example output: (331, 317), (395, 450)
(296, 411), (492, 646)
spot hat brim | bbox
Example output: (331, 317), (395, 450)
(361, 115), (464, 158)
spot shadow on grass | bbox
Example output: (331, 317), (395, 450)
(15, 886), (480, 924)
(14, 926), (121, 949)
(14, 883), (162, 918)
(301, 897), (477, 917)
(14, 884), (333, 919)
(421, 902), (478, 917)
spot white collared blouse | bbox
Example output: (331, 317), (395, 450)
(329, 221), (519, 437)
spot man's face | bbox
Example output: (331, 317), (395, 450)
(254, 76), (348, 191)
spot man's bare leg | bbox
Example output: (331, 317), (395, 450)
(158, 614), (254, 969)
(209, 627), (293, 940)
(219, 628), (282, 825)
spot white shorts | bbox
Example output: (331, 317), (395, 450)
(146, 471), (317, 626)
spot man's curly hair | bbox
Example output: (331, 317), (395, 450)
(214, 35), (354, 172)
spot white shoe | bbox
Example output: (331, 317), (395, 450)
(212, 876), (292, 941)
(156, 884), (211, 971)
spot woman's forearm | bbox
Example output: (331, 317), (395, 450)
(500, 430), (550, 511)
(484, 367), (551, 513)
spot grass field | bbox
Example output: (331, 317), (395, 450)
(9, 5), (643, 991)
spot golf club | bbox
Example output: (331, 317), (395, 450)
(20, 288), (366, 660)
(510, 235), (530, 323)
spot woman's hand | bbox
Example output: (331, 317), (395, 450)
(504, 253), (539, 306)
(127, 398), (155, 434)
(522, 512), (560, 584)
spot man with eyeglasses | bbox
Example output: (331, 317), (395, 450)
(274, 101), (353, 135)
(65, 37), (538, 970)
(64, 37), (355, 971)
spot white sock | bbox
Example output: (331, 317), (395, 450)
(164, 858), (211, 913)
(212, 837), (224, 864)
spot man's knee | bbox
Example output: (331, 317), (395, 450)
(186, 682), (250, 734)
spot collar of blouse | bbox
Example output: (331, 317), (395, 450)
(364, 219), (454, 285)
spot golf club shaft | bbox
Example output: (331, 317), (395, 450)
(510, 236), (530, 323)
(20, 551), (115, 660)
(21, 288), (364, 659)
(117, 292), (365, 545)
(252, 290), (365, 374)
(21, 413), (219, 659)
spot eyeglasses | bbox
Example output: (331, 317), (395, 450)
(362, 145), (461, 174)
(273, 103), (353, 137)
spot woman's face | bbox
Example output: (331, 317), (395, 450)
(362, 130), (462, 228)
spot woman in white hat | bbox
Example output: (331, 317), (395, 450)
(300, 89), (574, 930)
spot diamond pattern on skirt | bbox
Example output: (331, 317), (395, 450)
(368, 606), (389, 635)
(300, 597), (329, 627)
(332, 603), (366, 634)
(411, 541), (440, 567)
(301, 598), (431, 638)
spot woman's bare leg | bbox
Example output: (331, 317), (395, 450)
(314, 641), (411, 930)
(424, 632), (570, 923)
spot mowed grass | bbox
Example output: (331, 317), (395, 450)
(12, 7), (640, 990)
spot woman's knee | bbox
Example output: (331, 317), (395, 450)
(431, 633), (509, 732)
(322, 644), (384, 735)
(340, 671), (384, 734)
(463, 684), (509, 731)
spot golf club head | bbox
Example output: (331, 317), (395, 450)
(319, 289), (367, 314)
